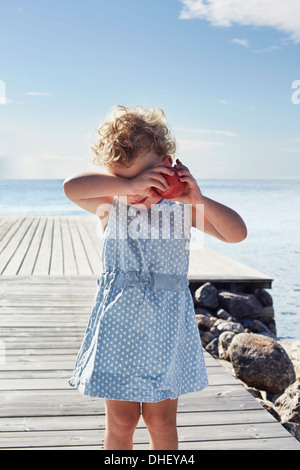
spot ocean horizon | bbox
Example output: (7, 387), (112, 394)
(0, 178), (299, 341)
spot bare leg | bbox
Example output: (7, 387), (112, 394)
(142, 398), (178, 450)
(104, 399), (141, 450)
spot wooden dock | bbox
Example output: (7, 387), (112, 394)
(0, 216), (272, 287)
(0, 216), (299, 450)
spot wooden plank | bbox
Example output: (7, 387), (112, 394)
(0, 375), (240, 391)
(137, 438), (300, 451)
(0, 409), (278, 432)
(0, 412), (277, 440)
(31, 218), (53, 275)
(49, 217), (63, 275)
(0, 218), (23, 245)
(189, 241), (273, 287)
(0, 388), (267, 417)
(3, 349), (79, 357)
(5, 439), (298, 450)
(1, 276), (298, 450)
(0, 217), (273, 286)
(60, 217), (78, 275)
(66, 217), (93, 275)
(74, 217), (102, 275)
(0, 218), (33, 275)
(0, 422), (294, 449)
(17, 218), (47, 276)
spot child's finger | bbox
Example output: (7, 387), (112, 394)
(152, 161), (173, 170)
(175, 159), (188, 170)
(152, 166), (175, 176)
(176, 169), (190, 176)
(151, 173), (170, 191)
(178, 175), (195, 186)
(151, 181), (169, 192)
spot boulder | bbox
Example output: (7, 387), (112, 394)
(256, 305), (275, 323)
(217, 291), (263, 320)
(214, 320), (244, 335)
(254, 288), (273, 307)
(199, 330), (216, 348)
(263, 318), (277, 336)
(229, 333), (296, 394)
(218, 331), (235, 361)
(275, 379), (300, 424)
(195, 313), (216, 331)
(215, 308), (231, 320)
(281, 422), (300, 441)
(205, 337), (219, 358)
(194, 283), (219, 310)
(240, 318), (275, 337)
(194, 306), (213, 316)
(259, 400), (281, 422)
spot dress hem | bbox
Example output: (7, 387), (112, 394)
(68, 377), (209, 403)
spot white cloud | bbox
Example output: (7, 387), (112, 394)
(27, 91), (52, 97)
(231, 38), (250, 47)
(253, 45), (281, 53)
(177, 139), (221, 150)
(176, 127), (238, 137)
(179, 0), (300, 43)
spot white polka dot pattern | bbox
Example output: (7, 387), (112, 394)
(69, 196), (209, 402)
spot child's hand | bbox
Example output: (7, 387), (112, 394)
(129, 161), (175, 198)
(168, 159), (204, 204)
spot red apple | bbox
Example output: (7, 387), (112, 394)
(154, 168), (187, 200)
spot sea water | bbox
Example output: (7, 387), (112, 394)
(0, 178), (299, 340)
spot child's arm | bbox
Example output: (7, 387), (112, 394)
(63, 171), (131, 198)
(62, 163), (173, 214)
(62, 171), (133, 215)
(170, 159), (247, 244)
(191, 196), (247, 243)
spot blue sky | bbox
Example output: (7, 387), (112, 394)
(0, 0), (300, 179)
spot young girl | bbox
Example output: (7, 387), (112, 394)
(63, 105), (247, 450)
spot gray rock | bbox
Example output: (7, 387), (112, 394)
(254, 288), (273, 307)
(194, 307), (213, 316)
(257, 305), (275, 322)
(275, 379), (300, 424)
(214, 320), (244, 335)
(218, 331), (235, 361)
(215, 308), (231, 320)
(196, 314), (215, 331)
(229, 333), (296, 394)
(205, 337), (219, 358)
(264, 319), (277, 336)
(194, 283), (219, 310)
(200, 330), (216, 348)
(258, 400), (281, 422)
(217, 291), (264, 320)
(240, 318), (275, 337)
(281, 421), (300, 441)
(255, 306), (277, 336)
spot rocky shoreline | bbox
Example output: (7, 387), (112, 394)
(190, 282), (300, 442)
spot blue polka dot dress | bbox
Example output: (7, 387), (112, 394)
(69, 195), (209, 402)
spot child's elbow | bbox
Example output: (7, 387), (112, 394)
(236, 228), (248, 243)
(63, 177), (76, 200)
(228, 226), (248, 243)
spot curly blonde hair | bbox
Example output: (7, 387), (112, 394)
(90, 105), (176, 168)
